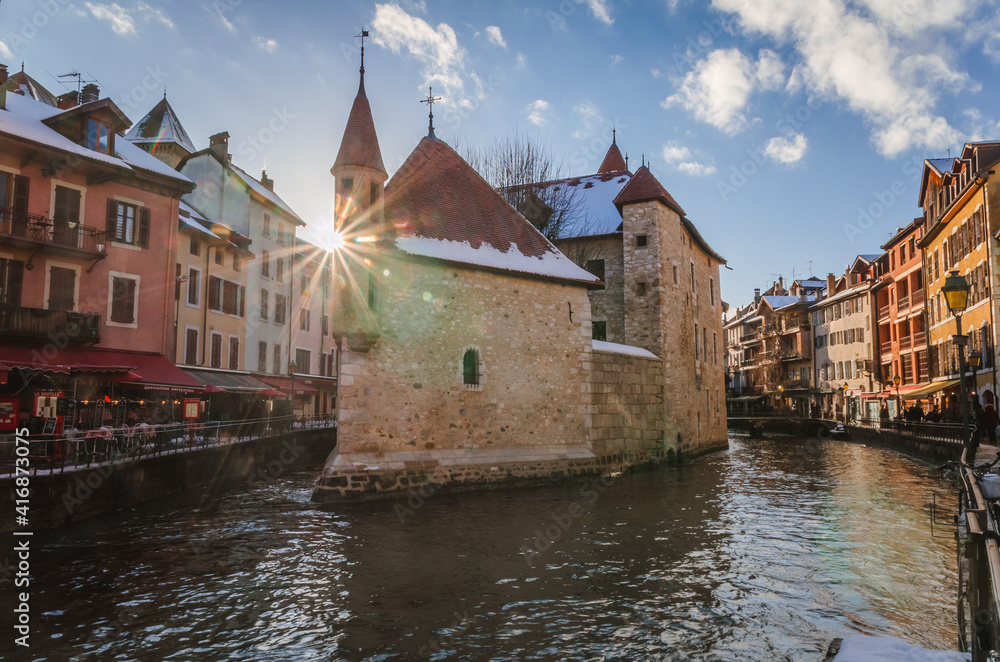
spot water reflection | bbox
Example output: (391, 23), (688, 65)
(12, 436), (958, 660)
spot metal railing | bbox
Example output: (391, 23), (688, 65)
(0, 306), (100, 342)
(910, 289), (924, 308)
(0, 413), (337, 477)
(0, 209), (107, 254)
(878, 304), (890, 320)
(897, 295), (910, 313)
(852, 418), (966, 444)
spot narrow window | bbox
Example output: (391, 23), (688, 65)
(463, 348), (480, 385)
(261, 249), (270, 278)
(110, 276), (136, 323)
(710, 278), (716, 305)
(187, 268), (200, 305)
(262, 214), (271, 237)
(215, 248), (224, 266)
(190, 235), (200, 256)
(370, 182), (379, 205)
(258, 341), (267, 372)
(592, 321), (607, 341)
(273, 343), (282, 375)
(690, 263), (696, 293)
(636, 234), (648, 247)
(636, 282), (646, 296)
(673, 265), (679, 286)
(586, 259), (605, 282)
(259, 289), (269, 321)
(229, 337), (240, 370)
(185, 329), (198, 365)
(210, 333), (223, 369)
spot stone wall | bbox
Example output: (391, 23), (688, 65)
(588, 348), (665, 456)
(321, 255), (597, 501)
(554, 234), (625, 343)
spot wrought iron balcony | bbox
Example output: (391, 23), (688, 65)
(0, 305), (101, 343)
(0, 209), (107, 256)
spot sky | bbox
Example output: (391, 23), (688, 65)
(2, 0), (999, 309)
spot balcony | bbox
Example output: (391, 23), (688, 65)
(899, 335), (911, 350)
(0, 209), (107, 256)
(0, 305), (101, 343)
(910, 289), (924, 310)
(897, 295), (909, 314)
(881, 340), (892, 356)
(878, 304), (890, 320)
(912, 330), (927, 348)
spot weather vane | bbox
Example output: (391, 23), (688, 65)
(421, 87), (441, 138)
(357, 29), (369, 74)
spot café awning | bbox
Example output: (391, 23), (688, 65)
(181, 367), (273, 393)
(0, 345), (202, 390)
(899, 379), (960, 399)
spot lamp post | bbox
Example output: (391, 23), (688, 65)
(942, 270), (971, 460)
(841, 382), (849, 425)
(778, 384), (784, 412)
(892, 374), (901, 420)
(288, 360), (297, 425)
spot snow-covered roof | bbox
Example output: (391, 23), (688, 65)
(527, 172), (632, 238)
(228, 162), (304, 225)
(124, 96), (196, 154)
(179, 200), (222, 240)
(762, 295), (813, 311)
(592, 340), (659, 359)
(1, 92), (191, 185)
(810, 282), (870, 309)
(926, 158), (956, 175)
(386, 136), (600, 287)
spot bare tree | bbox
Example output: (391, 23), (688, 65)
(461, 132), (588, 241)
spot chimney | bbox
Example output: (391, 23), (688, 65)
(778, 276), (784, 292)
(80, 83), (99, 104)
(0, 64), (7, 111)
(826, 273), (836, 299)
(260, 169), (273, 191)
(754, 288), (761, 306)
(0, 64), (8, 86)
(209, 131), (230, 161)
(57, 90), (78, 110)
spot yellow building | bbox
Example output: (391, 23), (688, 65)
(918, 142), (1000, 415)
(173, 201), (254, 372)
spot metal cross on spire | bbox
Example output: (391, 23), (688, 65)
(421, 87), (441, 139)
(356, 29), (369, 75)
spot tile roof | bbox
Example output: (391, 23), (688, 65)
(612, 165), (685, 216)
(597, 141), (627, 174)
(124, 95), (196, 153)
(385, 136), (599, 285)
(333, 74), (386, 175)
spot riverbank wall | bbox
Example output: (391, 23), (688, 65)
(728, 417), (964, 464)
(1, 428), (336, 532)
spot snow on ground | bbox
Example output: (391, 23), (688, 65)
(833, 635), (970, 661)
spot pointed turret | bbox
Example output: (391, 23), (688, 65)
(124, 94), (196, 168)
(597, 129), (628, 174)
(613, 164), (685, 216)
(332, 40), (388, 242)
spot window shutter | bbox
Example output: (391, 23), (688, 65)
(12, 175), (29, 229)
(137, 207), (150, 247)
(208, 276), (220, 310)
(106, 198), (118, 238)
(239, 285), (246, 317)
(7, 260), (24, 306)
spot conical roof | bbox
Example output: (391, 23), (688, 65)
(9, 70), (58, 106)
(597, 141), (627, 174)
(333, 74), (386, 176)
(124, 96), (196, 154)
(612, 165), (685, 216)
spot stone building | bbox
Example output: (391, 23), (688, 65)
(313, 61), (727, 500)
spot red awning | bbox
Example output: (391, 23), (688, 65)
(255, 374), (321, 396)
(0, 346), (202, 390)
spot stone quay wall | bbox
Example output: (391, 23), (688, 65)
(588, 348), (666, 456)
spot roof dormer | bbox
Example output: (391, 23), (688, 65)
(42, 97), (130, 156)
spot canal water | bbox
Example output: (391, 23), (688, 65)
(7, 435), (961, 661)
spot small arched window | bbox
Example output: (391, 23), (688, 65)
(463, 349), (479, 385)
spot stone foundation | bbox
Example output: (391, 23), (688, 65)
(312, 446), (672, 502)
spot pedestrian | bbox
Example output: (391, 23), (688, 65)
(926, 405), (940, 423)
(879, 404), (889, 428)
(983, 403), (999, 446)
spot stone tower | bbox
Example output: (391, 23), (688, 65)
(330, 46), (387, 349)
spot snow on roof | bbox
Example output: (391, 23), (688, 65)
(810, 282), (869, 309)
(762, 295), (812, 310)
(394, 235), (600, 285)
(531, 172), (632, 238)
(228, 162), (303, 225)
(124, 96), (196, 154)
(1, 92), (191, 185)
(926, 158), (956, 175)
(832, 634), (969, 661)
(179, 200), (222, 240)
(592, 340), (659, 359)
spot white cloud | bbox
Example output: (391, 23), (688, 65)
(571, 102), (604, 139)
(516, 53), (528, 68)
(664, 48), (782, 135)
(84, 1), (174, 35)
(662, 141), (714, 176)
(610, 54), (624, 66)
(252, 36), (278, 53)
(662, 142), (691, 163)
(485, 25), (506, 48)
(85, 3), (136, 35)
(0, 40), (12, 59)
(651, 67), (662, 78)
(526, 99), (551, 126)
(677, 161), (717, 176)
(764, 133), (808, 163)
(710, 0), (972, 156)
(585, 0), (614, 25)
(373, 3), (470, 106)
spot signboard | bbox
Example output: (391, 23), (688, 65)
(183, 398), (201, 420)
(0, 397), (19, 431)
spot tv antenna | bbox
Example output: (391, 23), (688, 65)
(56, 71), (97, 96)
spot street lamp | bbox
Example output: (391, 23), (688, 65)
(942, 270), (971, 460)
(841, 382), (850, 425)
(893, 373), (901, 419)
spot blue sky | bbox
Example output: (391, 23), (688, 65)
(2, 0), (999, 308)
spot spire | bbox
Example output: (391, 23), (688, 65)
(357, 29), (369, 94)
(597, 131), (628, 174)
(333, 33), (386, 176)
(420, 87), (441, 139)
(612, 126), (616, 145)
